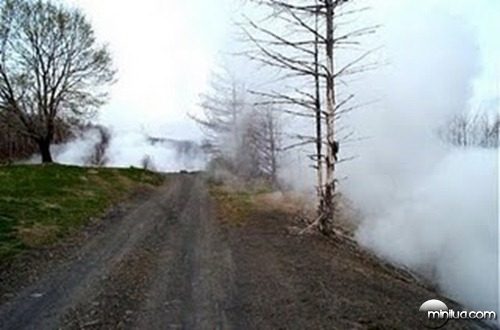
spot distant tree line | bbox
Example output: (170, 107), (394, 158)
(439, 112), (499, 149)
(0, 120), (111, 164)
(0, 115), (71, 162)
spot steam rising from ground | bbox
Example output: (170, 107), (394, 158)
(55, 129), (103, 165)
(52, 128), (206, 172)
(355, 150), (498, 312)
(340, 0), (499, 316)
(27, 0), (498, 318)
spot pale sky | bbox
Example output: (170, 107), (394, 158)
(62, 0), (499, 139)
(373, 0), (499, 109)
(65, 0), (235, 139)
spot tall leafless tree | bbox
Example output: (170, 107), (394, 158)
(193, 68), (282, 186)
(0, 0), (115, 163)
(243, 0), (377, 234)
(258, 107), (282, 186)
(191, 70), (246, 161)
(241, 106), (282, 186)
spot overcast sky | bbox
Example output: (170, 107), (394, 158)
(63, 0), (236, 139)
(63, 0), (499, 140)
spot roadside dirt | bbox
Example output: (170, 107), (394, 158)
(0, 174), (493, 329)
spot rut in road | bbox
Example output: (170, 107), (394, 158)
(1, 174), (488, 330)
(0, 175), (235, 330)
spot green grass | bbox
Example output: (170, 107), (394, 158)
(0, 164), (164, 260)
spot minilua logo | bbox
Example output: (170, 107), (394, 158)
(419, 299), (497, 328)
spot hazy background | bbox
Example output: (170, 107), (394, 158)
(54, 0), (498, 318)
(337, 0), (499, 316)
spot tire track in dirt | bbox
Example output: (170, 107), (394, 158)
(1, 174), (493, 330)
(60, 178), (189, 329)
(0, 175), (236, 330)
(132, 175), (235, 330)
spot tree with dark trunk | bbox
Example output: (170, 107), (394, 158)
(0, 113), (72, 162)
(0, 0), (115, 163)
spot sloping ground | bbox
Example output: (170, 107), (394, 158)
(211, 186), (492, 330)
(0, 164), (163, 259)
(0, 174), (492, 329)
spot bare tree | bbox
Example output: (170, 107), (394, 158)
(236, 106), (282, 185)
(313, 0), (324, 213)
(192, 68), (283, 186)
(0, 0), (115, 163)
(236, 112), (263, 180)
(242, 0), (376, 234)
(191, 70), (246, 161)
(257, 107), (282, 186)
(439, 112), (499, 149)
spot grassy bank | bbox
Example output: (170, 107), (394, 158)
(0, 164), (164, 260)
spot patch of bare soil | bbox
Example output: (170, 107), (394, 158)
(219, 199), (492, 330)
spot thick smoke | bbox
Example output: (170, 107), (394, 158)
(55, 129), (104, 165)
(355, 150), (498, 312)
(26, 0), (498, 316)
(340, 0), (499, 316)
(102, 129), (205, 172)
(50, 128), (206, 172)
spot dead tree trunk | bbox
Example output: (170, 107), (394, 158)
(266, 108), (279, 187)
(314, 0), (324, 214)
(318, 0), (337, 234)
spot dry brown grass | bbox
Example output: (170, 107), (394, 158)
(253, 191), (314, 216)
(210, 186), (253, 227)
(211, 183), (361, 237)
(17, 224), (60, 247)
(255, 191), (362, 237)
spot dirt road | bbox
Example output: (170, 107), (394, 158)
(0, 174), (491, 329)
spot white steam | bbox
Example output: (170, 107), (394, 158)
(55, 129), (103, 165)
(355, 149), (498, 311)
(51, 128), (205, 172)
(28, 0), (498, 317)
(340, 0), (499, 316)
(103, 130), (204, 172)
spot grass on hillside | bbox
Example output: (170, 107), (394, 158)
(0, 164), (164, 260)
